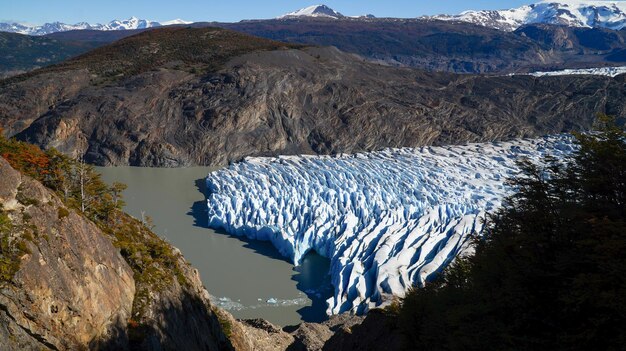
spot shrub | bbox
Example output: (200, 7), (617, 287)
(57, 207), (70, 220)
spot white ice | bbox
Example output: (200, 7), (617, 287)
(206, 136), (576, 315)
(527, 66), (626, 77)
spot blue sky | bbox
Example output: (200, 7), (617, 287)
(1, 1), (535, 24)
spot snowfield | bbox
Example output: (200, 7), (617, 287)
(206, 136), (576, 315)
(431, 1), (626, 31)
(527, 66), (626, 77)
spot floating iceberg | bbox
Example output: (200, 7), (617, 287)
(206, 136), (576, 314)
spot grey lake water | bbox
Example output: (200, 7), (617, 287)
(96, 166), (332, 327)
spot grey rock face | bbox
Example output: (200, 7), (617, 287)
(0, 157), (136, 350)
(0, 158), (233, 350)
(2, 46), (625, 167)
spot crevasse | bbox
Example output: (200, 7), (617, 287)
(206, 136), (576, 315)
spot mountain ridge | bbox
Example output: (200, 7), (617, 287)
(0, 16), (191, 36)
(4, 1), (626, 37)
(1, 26), (624, 167)
(430, 1), (626, 31)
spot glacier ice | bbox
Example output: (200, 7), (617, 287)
(526, 66), (626, 77)
(206, 136), (576, 315)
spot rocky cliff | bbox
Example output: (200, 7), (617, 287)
(0, 156), (233, 350)
(0, 157), (135, 350)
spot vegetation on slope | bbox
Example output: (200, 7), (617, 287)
(0, 129), (189, 339)
(398, 115), (626, 350)
(3, 26), (303, 85)
(0, 32), (100, 77)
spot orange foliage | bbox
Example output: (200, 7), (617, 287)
(0, 132), (52, 182)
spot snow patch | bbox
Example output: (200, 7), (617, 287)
(525, 66), (626, 77)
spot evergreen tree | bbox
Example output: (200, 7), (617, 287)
(400, 116), (626, 350)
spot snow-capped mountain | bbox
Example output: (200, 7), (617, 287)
(206, 135), (576, 315)
(429, 1), (626, 31)
(0, 17), (192, 36)
(278, 4), (344, 19)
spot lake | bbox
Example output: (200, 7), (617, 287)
(96, 166), (331, 327)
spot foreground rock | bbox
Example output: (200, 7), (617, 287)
(0, 157), (135, 349)
(0, 157), (231, 350)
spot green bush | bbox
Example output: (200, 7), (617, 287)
(57, 207), (70, 220)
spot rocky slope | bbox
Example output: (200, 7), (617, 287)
(0, 156), (233, 350)
(0, 157), (135, 350)
(0, 27), (625, 167)
(219, 19), (626, 73)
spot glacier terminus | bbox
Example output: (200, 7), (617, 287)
(206, 136), (576, 315)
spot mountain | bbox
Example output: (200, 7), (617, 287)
(0, 16), (191, 36)
(0, 26), (624, 167)
(278, 5), (344, 19)
(219, 19), (626, 73)
(430, 1), (626, 31)
(9, 18), (626, 76)
(0, 32), (103, 78)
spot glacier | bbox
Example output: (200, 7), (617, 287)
(206, 136), (576, 315)
(527, 66), (626, 77)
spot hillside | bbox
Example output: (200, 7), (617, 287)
(219, 18), (626, 73)
(0, 26), (625, 167)
(2, 19), (626, 76)
(0, 32), (100, 78)
(6, 26), (302, 84)
(0, 139), (232, 350)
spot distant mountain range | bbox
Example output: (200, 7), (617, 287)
(2, 2), (626, 79)
(430, 1), (626, 31)
(0, 17), (191, 36)
(278, 2), (626, 31)
(2, 2), (626, 36)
